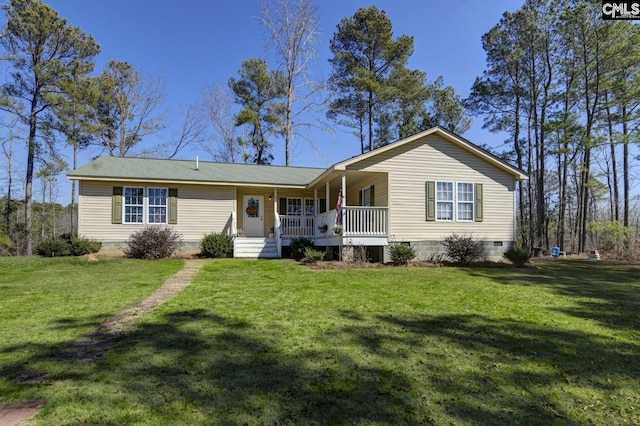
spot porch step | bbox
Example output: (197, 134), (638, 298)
(234, 237), (279, 259)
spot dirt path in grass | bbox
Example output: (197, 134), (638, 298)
(53, 258), (206, 361)
(2, 259), (205, 425)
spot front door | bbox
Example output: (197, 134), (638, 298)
(243, 195), (264, 237)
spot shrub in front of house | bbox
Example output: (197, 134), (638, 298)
(35, 234), (102, 257)
(503, 247), (530, 267)
(124, 227), (183, 259)
(442, 233), (482, 264)
(35, 238), (72, 257)
(70, 235), (102, 256)
(200, 233), (233, 258)
(290, 237), (314, 260)
(303, 247), (325, 263)
(389, 243), (416, 265)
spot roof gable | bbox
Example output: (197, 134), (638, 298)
(336, 127), (528, 179)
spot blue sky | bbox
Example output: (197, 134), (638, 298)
(13, 1), (523, 200)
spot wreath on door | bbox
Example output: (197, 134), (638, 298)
(246, 205), (258, 217)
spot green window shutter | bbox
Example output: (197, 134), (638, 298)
(370, 185), (375, 206)
(358, 190), (363, 206)
(475, 183), (483, 222)
(426, 181), (435, 221)
(168, 188), (178, 224)
(112, 186), (123, 224)
(279, 198), (287, 215)
(319, 199), (326, 213)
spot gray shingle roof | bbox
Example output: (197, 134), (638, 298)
(67, 157), (326, 187)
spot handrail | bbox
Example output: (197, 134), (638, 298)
(342, 206), (388, 236)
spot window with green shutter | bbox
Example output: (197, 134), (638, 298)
(168, 188), (178, 224)
(475, 183), (483, 222)
(425, 181), (435, 221)
(426, 181), (483, 222)
(112, 187), (123, 224)
(112, 186), (178, 225)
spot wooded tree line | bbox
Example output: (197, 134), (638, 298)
(467, 0), (640, 254)
(0, 0), (471, 255)
(1, 0), (636, 257)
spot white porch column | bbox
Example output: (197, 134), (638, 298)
(341, 170), (346, 225)
(314, 189), (318, 214)
(274, 187), (279, 215)
(325, 181), (330, 213)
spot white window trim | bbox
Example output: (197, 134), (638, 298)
(435, 181), (454, 222)
(304, 198), (315, 216)
(435, 181), (475, 223)
(287, 197), (302, 216)
(147, 187), (169, 225)
(123, 186), (169, 225)
(456, 182), (475, 223)
(123, 186), (145, 224)
(361, 186), (373, 207)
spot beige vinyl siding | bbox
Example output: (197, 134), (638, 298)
(349, 134), (516, 241)
(346, 173), (388, 207)
(78, 181), (235, 243)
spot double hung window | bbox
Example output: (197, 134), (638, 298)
(435, 181), (474, 222)
(123, 187), (168, 224)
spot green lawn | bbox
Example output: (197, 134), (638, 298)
(0, 257), (183, 398)
(2, 258), (639, 425)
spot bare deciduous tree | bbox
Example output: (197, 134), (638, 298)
(257, 0), (324, 165)
(201, 84), (246, 162)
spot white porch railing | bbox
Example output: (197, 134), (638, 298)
(277, 207), (388, 239)
(342, 206), (388, 236)
(279, 215), (315, 237)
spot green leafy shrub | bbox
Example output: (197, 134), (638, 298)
(304, 247), (325, 263)
(35, 238), (71, 257)
(70, 235), (102, 256)
(389, 243), (416, 265)
(290, 237), (314, 260)
(503, 247), (530, 267)
(124, 227), (183, 259)
(442, 233), (482, 264)
(588, 220), (633, 253)
(200, 233), (233, 258)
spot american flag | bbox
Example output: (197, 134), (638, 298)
(335, 188), (343, 225)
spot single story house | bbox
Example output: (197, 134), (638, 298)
(67, 126), (528, 261)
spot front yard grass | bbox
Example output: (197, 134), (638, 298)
(2, 258), (639, 425)
(0, 257), (183, 398)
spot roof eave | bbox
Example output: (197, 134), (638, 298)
(67, 175), (310, 189)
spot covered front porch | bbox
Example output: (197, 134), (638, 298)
(232, 169), (390, 258)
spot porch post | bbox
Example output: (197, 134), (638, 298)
(325, 181), (330, 213)
(274, 187), (278, 218)
(274, 187), (281, 257)
(340, 171), (346, 261)
(314, 189), (318, 214)
(341, 171), (346, 224)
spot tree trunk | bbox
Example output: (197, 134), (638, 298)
(368, 90), (374, 151)
(25, 94), (39, 256)
(71, 144), (77, 235)
(605, 103), (619, 221)
(622, 108), (630, 228)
